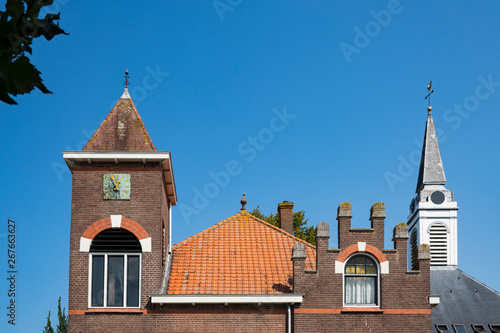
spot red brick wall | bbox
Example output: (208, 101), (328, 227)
(293, 212), (431, 332)
(338, 215), (385, 250)
(69, 305), (287, 333)
(68, 165), (169, 331)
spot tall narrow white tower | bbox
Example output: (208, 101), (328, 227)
(407, 104), (458, 268)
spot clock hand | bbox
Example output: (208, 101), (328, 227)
(111, 174), (119, 190)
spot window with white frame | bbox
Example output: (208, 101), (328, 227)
(89, 229), (142, 308)
(344, 255), (379, 306)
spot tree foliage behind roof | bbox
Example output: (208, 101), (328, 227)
(0, 0), (68, 105)
(249, 206), (316, 245)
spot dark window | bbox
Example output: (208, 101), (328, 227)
(471, 325), (487, 333)
(107, 256), (124, 307)
(127, 255), (140, 307)
(436, 325), (451, 333)
(344, 255), (378, 305)
(490, 325), (500, 333)
(90, 229), (141, 308)
(453, 325), (468, 333)
(91, 255), (104, 307)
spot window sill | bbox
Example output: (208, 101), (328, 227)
(341, 307), (383, 313)
(86, 308), (144, 314)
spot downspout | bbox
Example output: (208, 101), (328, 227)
(288, 304), (291, 333)
(158, 200), (173, 294)
(168, 201), (172, 254)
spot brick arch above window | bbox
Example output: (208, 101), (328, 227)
(335, 242), (389, 274)
(79, 215), (151, 252)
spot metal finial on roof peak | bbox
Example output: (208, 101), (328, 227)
(240, 193), (247, 211)
(124, 69), (130, 88)
(425, 80), (434, 110)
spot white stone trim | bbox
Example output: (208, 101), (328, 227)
(140, 237), (152, 252)
(357, 242), (366, 252)
(110, 215), (122, 228)
(428, 295), (440, 305)
(63, 151), (171, 162)
(80, 237), (92, 252)
(380, 261), (389, 274)
(335, 260), (345, 274)
(121, 88), (131, 99)
(150, 294), (303, 304)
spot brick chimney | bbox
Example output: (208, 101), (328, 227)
(277, 201), (294, 235)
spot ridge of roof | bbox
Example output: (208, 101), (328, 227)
(83, 95), (156, 151)
(172, 211), (316, 250)
(456, 268), (500, 296)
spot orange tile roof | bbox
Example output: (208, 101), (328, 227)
(83, 95), (156, 151)
(167, 211), (316, 295)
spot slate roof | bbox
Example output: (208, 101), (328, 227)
(167, 210), (316, 295)
(416, 108), (446, 193)
(431, 267), (500, 333)
(83, 90), (156, 151)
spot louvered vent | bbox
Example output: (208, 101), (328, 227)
(410, 230), (418, 270)
(429, 223), (448, 265)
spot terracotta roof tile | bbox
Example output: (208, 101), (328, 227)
(83, 95), (156, 151)
(167, 211), (316, 295)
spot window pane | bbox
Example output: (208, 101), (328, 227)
(127, 256), (140, 307)
(356, 265), (366, 274)
(107, 256), (124, 307)
(345, 277), (376, 304)
(91, 256), (104, 307)
(453, 325), (468, 333)
(345, 265), (355, 274)
(366, 265), (376, 274)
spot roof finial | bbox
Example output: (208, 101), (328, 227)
(124, 69), (130, 89)
(425, 80), (434, 113)
(240, 193), (247, 211)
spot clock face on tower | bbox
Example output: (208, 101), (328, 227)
(103, 173), (131, 200)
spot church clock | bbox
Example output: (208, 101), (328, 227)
(103, 173), (131, 200)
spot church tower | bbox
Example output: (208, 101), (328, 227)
(63, 72), (176, 328)
(407, 91), (458, 269)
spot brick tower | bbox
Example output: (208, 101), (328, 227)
(63, 75), (176, 331)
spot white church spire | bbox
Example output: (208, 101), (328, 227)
(408, 82), (458, 268)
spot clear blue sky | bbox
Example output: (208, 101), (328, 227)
(1, 1), (500, 331)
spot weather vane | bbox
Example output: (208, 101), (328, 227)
(424, 80), (434, 107)
(124, 69), (130, 88)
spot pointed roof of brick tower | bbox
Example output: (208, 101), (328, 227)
(83, 80), (156, 152)
(415, 106), (446, 193)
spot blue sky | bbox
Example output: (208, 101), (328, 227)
(1, 1), (500, 331)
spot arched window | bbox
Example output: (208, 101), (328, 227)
(89, 229), (142, 308)
(344, 255), (379, 305)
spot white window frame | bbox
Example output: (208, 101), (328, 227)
(343, 253), (381, 308)
(88, 253), (142, 309)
